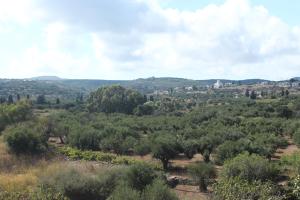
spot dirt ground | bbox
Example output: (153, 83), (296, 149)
(272, 137), (299, 160)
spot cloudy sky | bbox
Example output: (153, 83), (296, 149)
(0, 0), (299, 80)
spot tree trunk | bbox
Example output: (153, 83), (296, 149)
(162, 160), (169, 170)
(59, 136), (65, 144)
(199, 178), (207, 192)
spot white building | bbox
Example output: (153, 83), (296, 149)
(277, 82), (290, 88)
(213, 80), (224, 89)
(185, 86), (193, 91)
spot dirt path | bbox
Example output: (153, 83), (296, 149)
(272, 136), (299, 161)
(272, 136), (299, 186)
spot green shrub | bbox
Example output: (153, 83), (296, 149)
(109, 178), (177, 200)
(125, 163), (157, 191)
(213, 177), (284, 200)
(109, 181), (141, 200)
(134, 139), (152, 156)
(221, 153), (278, 182)
(142, 179), (179, 200)
(182, 139), (199, 159)
(289, 175), (300, 199)
(0, 188), (67, 200)
(0, 101), (32, 132)
(280, 152), (300, 176)
(215, 140), (248, 164)
(39, 167), (122, 200)
(188, 162), (216, 192)
(293, 129), (300, 146)
(3, 122), (48, 155)
(68, 127), (101, 151)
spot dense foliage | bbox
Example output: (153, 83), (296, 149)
(213, 177), (284, 200)
(188, 162), (216, 191)
(221, 153), (278, 182)
(38, 164), (177, 200)
(3, 121), (48, 154)
(87, 85), (146, 114)
(0, 101), (32, 131)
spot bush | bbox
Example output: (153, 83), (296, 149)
(39, 167), (122, 200)
(109, 181), (141, 200)
(221, 153), (278, 182)
(213, 177), (284, 200)
(142, 179), (179, 200)
(3, 122), (48, 155)
(68, 126), (101, 150)
(215, 140), (248, 164)
(109, 179), (178, 200)
(182, 139), (199, 159)
(134, 139), (152, 156)
(134, 103), (155, 116)
(289, 175), (300, 199)
(188, 162), (216, 192)
(277, 106), (293, 119)
(125, 163), (157, 191)
(280, 152), (300, 176)
(100, 129), (138, 155)
(0, 101), (32, 131)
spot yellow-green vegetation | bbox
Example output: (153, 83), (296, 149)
(213, 177), (284, 200)
(280, 151), (300, 177)
(59, 147), (162, 170)
(0, 137), (49, 200)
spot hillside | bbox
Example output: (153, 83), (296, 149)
(29, 76), (63, 81)
(0, 77), (285, 100)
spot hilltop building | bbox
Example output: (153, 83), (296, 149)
(213, 80), (224, 89)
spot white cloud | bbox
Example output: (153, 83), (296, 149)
(0, 0), (300, 80)
(0, 0), (38, 24)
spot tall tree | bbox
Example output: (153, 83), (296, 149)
(36, 95), (46, 104)
(0, 97), (6, 104)
(285, 90), (290, 97)
(250, 91), (257, 100)
(245, 89), (250, 97)
(16, 94), (21, 101)
(8, 95), (13, 104)
(152, 135), (179, 170)
(87, 85), (146, 114)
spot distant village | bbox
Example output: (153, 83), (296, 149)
(152, 79), (300, 97)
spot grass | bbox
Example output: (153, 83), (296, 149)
(256, 99), (280, 104)
(280, 151), (300, 177)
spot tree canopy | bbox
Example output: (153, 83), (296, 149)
(87, 85), (146, 114)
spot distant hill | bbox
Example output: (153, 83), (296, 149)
(29, 76), (63, 81)
(0, 76), (290, 100)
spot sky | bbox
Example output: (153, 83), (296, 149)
(0, 0), (299, 80)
